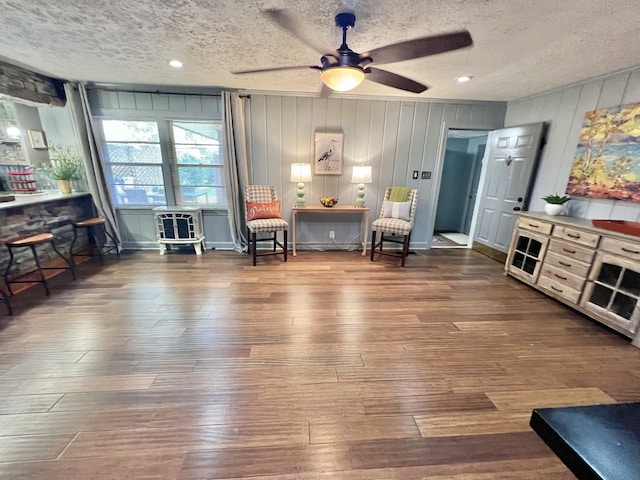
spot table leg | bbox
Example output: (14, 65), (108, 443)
(361, 210), (369, 256)
(292, 210), (298, 256)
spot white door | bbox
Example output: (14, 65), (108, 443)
(475, 123), (545, 253)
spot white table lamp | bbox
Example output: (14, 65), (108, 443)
(351, 165), (372, 207)
(290, 163), (312, 207)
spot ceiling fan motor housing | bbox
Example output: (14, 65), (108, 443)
(335, 10), (356, 29)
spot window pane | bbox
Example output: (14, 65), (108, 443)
(172, 121), (226, 208)
(107, 165), (165, 206)
(175, 145), (222, 165)
(106, 144), (162, 164)
(181, 187), (226, 206)
(102, 120), (159, 142)
(173, 122), (221, 144)
(178, 166), (224, 186)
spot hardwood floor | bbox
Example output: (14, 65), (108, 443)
(1, 248), (639, 479)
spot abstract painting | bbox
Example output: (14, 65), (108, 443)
(567, 101), (640, 202)
(314, 132), (343, 175)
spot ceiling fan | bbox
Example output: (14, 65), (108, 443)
(232, 8), (473, 94)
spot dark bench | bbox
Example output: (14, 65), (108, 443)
(530, 402), (640, 480)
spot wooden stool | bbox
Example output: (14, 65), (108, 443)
(4, 233), (76, 296)
(70, 217), (119, 266)
(0, 288), (11, 315)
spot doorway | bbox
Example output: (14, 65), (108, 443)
(432, 129), (488, 249)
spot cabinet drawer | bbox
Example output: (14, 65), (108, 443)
(540, 264), (586, 291)
(552, 226), (600, 248)
(547, 239), (596, 264)
(599, 236), (640, 262)
(537, 275), (582, 304)
(544, 251), (590, 278)
(517, 217), (553, 235)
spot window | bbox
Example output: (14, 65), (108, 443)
(100, 119), (226, 208)
(171, 121), (225, 207)
(102, 120), (165, 206)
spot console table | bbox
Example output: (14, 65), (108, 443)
(291, 205), (369, 256)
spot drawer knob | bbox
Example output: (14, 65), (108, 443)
(621, 247), (640, 254)
(567, 232), (581, 239)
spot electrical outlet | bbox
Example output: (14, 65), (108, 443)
(329, 231), (335, 239)
(421, 171), (432, 179)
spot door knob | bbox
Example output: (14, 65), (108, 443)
(517, 197), (523, 202)
(513, 206), (521, 211)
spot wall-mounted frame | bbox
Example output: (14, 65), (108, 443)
(27, 130), (47, 149)
(567, 101), (640, 202)
(314, 132), (343, 175)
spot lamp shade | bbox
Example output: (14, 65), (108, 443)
(290, 163), (312, 183)
(351, 165), (372, 184)
(320, 66), (365, 92)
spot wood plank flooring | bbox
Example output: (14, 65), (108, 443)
(1, 248), (639, 479)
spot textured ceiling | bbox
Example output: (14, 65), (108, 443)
(1, 0), (639, 101)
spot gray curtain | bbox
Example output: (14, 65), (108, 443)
(222, 91), (251, 252)
(64, 82), (121, 245)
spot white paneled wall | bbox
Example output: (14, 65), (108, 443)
(506, 68), (640, 222)
(71, 88), (506, 250)
(247, 94), (505, 249)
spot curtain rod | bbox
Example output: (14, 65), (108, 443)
(83, 83), (225, 97)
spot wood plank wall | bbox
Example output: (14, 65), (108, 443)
(66, 89), (506, 250)
(247, 94), (506, 249)
(506, 67), (640, 222)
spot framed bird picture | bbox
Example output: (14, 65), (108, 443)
(314, 132), (343, 175)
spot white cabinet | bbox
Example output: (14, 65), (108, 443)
(505, 212), (640, 347)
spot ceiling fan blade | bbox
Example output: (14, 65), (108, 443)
(262, 9), (336, 56)
(362, 30), (473, 65)
(231, 65), (318, 75)
(364, 67), (428, 94)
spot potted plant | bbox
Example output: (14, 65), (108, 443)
(34, 144), (83, 194)
(542, 193), (570, 216)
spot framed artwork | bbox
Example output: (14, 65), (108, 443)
(27, 130), (47, 149)
(566, 101), (640, 202)
(314, 132), (343, 175)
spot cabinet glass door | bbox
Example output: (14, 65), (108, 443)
(589, 263), (640, 320)
(583, 253), (640, 336)
(507, 229), (549, 283)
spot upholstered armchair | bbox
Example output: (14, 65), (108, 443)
(370, 187), (419, 267)
(243, 185), (288, 266)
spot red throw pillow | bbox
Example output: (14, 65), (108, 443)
(246, 200), (282, 221)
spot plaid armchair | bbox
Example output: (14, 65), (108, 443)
(243, 185), (288, 266)
(370, 187), (419, 267)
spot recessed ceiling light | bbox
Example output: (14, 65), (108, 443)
(169, 60), (183, 68)
(455, 76), (472, 83)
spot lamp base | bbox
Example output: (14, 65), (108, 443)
(354, 183), (366, 208)
(296, 182), (306, 207)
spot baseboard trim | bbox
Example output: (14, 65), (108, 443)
(472, 241), (507, 264)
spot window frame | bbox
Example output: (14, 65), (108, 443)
(168, 120), (226, 208)
(96, 115), (226, 210)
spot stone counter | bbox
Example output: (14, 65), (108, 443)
(0, 191), (94, 277)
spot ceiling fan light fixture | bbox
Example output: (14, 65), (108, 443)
(320, 66), (365, 92)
